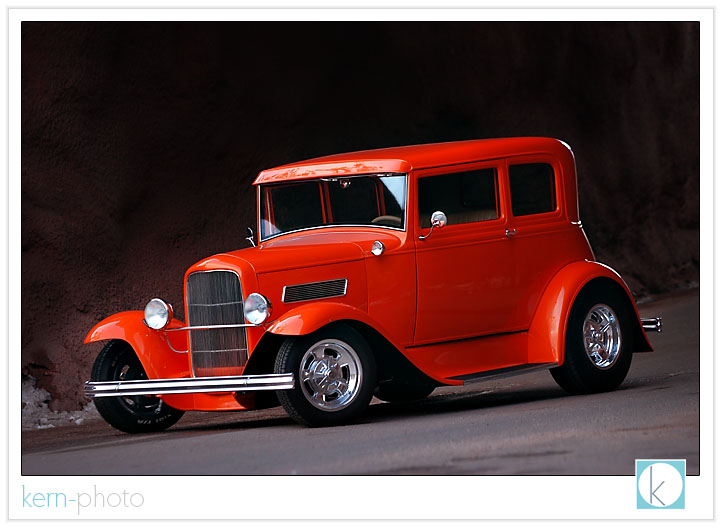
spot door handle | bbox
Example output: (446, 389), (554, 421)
(505, 228), (517, 238)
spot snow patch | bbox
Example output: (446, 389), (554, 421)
(22, 375), (100, 431)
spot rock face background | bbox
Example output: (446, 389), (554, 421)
(21, 22), (699, 410)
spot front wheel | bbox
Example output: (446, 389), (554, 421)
(275, 324), (376, 427)
(91, 340), (185, 433)
(550, 287), (633, 394)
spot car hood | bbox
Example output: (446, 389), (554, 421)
(220, 231), (366, 274)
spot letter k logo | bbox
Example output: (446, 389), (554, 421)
(648, 465), (665, 506)
(636, 460), (685, 509)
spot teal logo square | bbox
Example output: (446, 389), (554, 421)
(636, 459), (685, 509)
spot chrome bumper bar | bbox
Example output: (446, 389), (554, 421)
(84, 373), (294, 398)
(641, 317), (663, 333)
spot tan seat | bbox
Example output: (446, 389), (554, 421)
(446, 208), (497, 225)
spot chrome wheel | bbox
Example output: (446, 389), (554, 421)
(583, 304), (622, 369)
(299, 339), (362, 411)
(275, 325), (376, 427)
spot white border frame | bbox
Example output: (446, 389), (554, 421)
(6, 5), (714, 523)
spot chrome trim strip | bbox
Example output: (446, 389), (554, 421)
(193, 348), (249, 354)
(163, 332), (188, 354)
(282, 278), (348, 303)
(187, 300), (244, 307)
(641, 317), (663, 333)
(165, 323), (260, 332)
(318, 173), (399, 182)
(84, 373), (294, 398)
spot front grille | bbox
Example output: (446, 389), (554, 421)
(282, 278), (348, 303)
(186, 270), (247, 377)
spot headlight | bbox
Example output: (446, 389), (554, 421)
(244, 293), (271, 325)
(144, 298), (173, 330)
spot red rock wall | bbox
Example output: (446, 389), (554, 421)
(21, 22), (699, 409)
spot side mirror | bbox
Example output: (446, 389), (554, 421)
(418, 211), (447, 240)
(430, 211), (447, 229)
(246, 227), (256, 247)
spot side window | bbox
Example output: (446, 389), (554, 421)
(418, 168), (499, 228)
(509, 163), (556, 216)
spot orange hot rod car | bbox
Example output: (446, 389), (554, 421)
(84, 137), (662, 432)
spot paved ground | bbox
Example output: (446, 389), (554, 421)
(21, 288), (700, 475)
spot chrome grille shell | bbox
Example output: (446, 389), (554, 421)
(186, 270), (248, 377)
(282, 278), (348, 303)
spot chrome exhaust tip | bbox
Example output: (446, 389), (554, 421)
(641, 317), (663, 333)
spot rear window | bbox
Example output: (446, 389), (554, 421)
(509, 163), (556, 216)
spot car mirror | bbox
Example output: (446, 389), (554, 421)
(419, 210), (447, 240)
(246, 227), (256, 247)
(430, 211), (447, 229)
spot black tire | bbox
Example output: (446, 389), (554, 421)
(91, 340), (184, 433)
(374, 380), (435, 403)
(550, 286), (634, 394)
(275, 324), (376, 427)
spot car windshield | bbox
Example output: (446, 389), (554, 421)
(260, 173), (407, 241)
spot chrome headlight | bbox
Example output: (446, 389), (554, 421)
(144, 298), (173, 330)
(244, 293), (271, 325)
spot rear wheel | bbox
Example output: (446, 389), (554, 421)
(275, 324), (376, 427)
(550, 287), (633, 394)
(91, 340), (184, 433)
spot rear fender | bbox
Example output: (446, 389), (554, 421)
(84, 311), (190, 380)
(528, 261), (652, 365)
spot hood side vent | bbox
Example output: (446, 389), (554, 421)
(282, 278), (348, 303)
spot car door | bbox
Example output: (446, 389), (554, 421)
(413, 162), (518, 345)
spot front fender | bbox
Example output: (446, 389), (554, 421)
(85, 311), (190, 380)
(527, 260), (652, 365)
(266, 302), (385, 337)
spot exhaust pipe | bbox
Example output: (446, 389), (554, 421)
(640, 317), (663, 333)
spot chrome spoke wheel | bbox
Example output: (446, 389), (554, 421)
(583, 304), (622, 369)
(299, 339), (362, 411)
(551, 288), (632, 395)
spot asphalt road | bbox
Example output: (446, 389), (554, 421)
(21, 288), (700, 476)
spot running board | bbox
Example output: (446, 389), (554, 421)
(84, 373), (294, 398)
(447, 362), (558, 385)
(641, 317), (663, 333)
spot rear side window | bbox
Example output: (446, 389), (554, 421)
(418, 168), (499, 228)
(509, 163), (556, 216)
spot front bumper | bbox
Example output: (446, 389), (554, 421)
(84, 373), (294, 398)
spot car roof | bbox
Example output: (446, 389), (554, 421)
(254, 137), (572, 185)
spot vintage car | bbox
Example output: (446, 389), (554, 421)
(84, 137), (662, 433)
